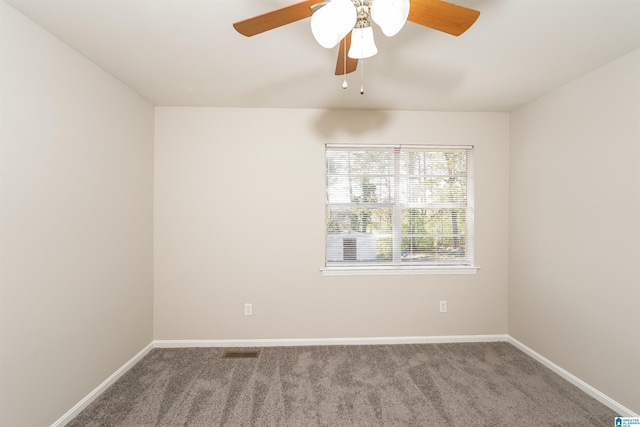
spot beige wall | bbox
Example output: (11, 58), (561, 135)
(154, 108), (509, 340)
(509, 48), (640, 413)
(0, 3), (154, 426)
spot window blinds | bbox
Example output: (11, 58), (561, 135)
(325, 145), (473, 266)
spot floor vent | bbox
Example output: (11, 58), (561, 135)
(222, 350), (260, 359)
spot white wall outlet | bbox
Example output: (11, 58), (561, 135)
(439, 301), (447, 313)
(244, 303), (252, 316)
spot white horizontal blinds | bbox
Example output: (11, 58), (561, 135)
(325, 147), (394, 205)
(398, 148), (469, 265)
(326, 147), (394, 263)
(326, 145), (471, 266)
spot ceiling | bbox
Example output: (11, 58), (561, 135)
(5, 0), (640, 112)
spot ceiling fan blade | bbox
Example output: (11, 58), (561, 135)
(408, 0), (480, 36)
(335, 32), (358, 75)
(233, 0), (318, 37)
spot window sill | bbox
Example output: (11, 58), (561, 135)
(321, 265), (479, 277)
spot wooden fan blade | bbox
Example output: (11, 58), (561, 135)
(335, 32), (358, 75)
(408, 0), (480, 36)
(233, 0), (318, 37)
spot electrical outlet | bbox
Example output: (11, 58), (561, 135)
(244, 303), (252, 316)
(439, 301), (447, 313)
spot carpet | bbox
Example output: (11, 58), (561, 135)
(67, 342), (617, 426)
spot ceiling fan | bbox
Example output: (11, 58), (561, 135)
(233, 0), (480, 76)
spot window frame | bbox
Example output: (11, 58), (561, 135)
(322, 144), (478, 276)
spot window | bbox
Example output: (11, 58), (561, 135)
(324, 144), (475, 275)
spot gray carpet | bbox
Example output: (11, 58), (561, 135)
(67, 342), (617, 426)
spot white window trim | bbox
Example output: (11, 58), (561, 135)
(321, 265), (479, 277)
(324, 144), (477, 276)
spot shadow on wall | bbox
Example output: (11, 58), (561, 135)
(312, 109), (391, 138)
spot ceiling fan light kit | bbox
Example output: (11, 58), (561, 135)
(371, 0), (411, 37)
(310, 0), (408, 58)
(233, 0), (480, 90)
(310, 0), (356, 49)
(349, 26), (377, 59)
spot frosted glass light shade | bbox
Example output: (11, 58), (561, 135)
(371, 0), (410, 37)
(311, 0), (357, 49)
(348, 26), (378, 59)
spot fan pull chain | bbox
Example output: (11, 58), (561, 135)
(341, 37), (348, 89)
(360, 58), (365, 95)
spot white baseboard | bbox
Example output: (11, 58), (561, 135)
(50, 342), (154, 427)
(507, 336), (638, 417)
(153, 334), (509, 348)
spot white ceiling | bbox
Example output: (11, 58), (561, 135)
(5, 0), (640, 112)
